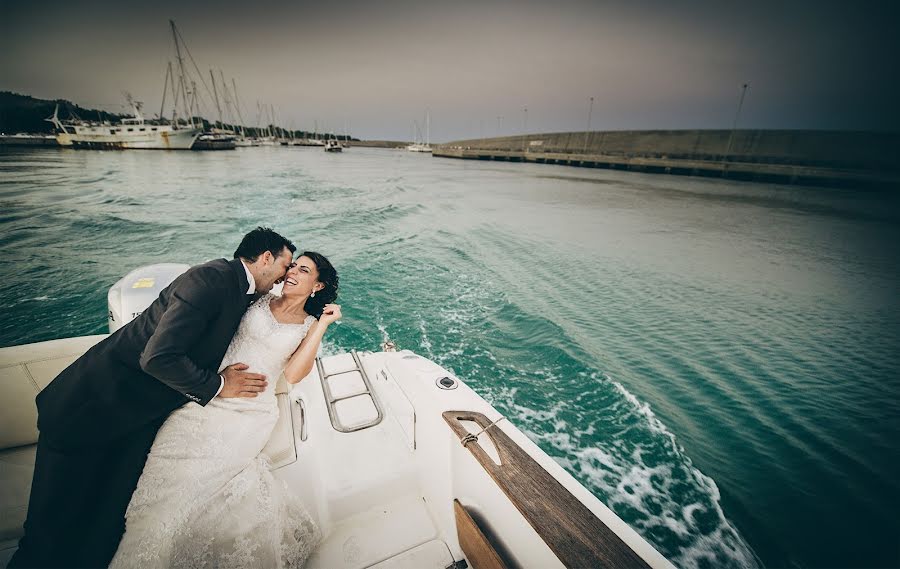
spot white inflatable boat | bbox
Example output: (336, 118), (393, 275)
(1, 264), (674, 569)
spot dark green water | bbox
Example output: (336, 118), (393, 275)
(2, 147), (898, 568)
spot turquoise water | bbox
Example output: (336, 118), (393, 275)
(1, 147), (898, 568)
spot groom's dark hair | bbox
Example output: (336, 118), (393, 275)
(233, 227), (296, 262)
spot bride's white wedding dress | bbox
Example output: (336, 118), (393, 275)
(110, 295), (321, 569)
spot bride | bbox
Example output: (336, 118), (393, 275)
(110, 251), (340, 569)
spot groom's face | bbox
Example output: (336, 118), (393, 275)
(256, 247), (295, 293)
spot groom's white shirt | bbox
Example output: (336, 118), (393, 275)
(241, 259), (257, 294)
(213, 260), (257, 397)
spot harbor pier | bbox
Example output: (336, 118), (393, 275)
(434, 130), (900, 187)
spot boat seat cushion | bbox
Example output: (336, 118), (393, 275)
(0, 347), (89, 450)
(0, 445), (36, 544)
(261, 373), (297, 469)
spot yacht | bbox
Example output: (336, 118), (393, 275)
(49, 101), (201, 150)
(0, 264), (674, 569)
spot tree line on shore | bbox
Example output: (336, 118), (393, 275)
(0, 91), (356, 141)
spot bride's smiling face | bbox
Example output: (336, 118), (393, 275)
(282, 255), (323, 298)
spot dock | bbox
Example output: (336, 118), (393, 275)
(0, 134), (59, 147)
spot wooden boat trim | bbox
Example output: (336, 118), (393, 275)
(443, 410), (651, 569)
(454, 499), (508, 569)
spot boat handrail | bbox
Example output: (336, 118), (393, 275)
(315, 350), (384, 433)
(443, 410), (651, 569)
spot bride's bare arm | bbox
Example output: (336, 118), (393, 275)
(284, 304), (341, 383)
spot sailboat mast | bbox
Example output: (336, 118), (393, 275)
(210, 69), (223, 130)
(189, 80), (199, 129)
(219, 70), (235, 132)
(270, 104), (279, 139)
(169, 20), (192, 128)
(231, 78), (247, 137)
(159, 63), (171, 122)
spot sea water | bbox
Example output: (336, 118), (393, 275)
(2, 146), (898, 568)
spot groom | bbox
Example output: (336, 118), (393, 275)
(10, 227), (297, 568)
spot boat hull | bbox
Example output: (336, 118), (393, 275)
(58, 126), (201, 150)
(192, 135), (237, 150)
(0, 338), (674, 569)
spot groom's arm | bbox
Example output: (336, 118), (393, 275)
(138, 268), (226, 406)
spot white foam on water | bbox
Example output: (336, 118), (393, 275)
(607, 379), (762, 569)
(417, 318), (433, 355)
(497, 370), (761, 569)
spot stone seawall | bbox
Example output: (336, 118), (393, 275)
(434, 130), (900, 187)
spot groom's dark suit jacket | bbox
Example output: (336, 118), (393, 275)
(36, 257), (252, 448)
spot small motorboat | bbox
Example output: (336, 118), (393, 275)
(0, 264), (673, 568)
(324, 139), (343, 152)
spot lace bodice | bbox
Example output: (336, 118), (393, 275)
(219, 294), (315, 400)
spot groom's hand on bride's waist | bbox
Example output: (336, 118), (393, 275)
(217, 363), (268, 398)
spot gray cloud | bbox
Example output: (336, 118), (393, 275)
(2, 0), (897, 141)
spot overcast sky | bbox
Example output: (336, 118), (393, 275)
(2, 0), (898, 141)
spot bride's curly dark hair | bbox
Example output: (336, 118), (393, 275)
(302, 251), (339, 319)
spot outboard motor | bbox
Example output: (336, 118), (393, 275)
(107, 263), (190, 332)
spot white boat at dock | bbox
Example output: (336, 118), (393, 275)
(0, 264), (674, 569)
(48, 98), (201, 150)
(192, 131), (237, 150)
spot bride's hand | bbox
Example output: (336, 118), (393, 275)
(319, 304), (342, 326)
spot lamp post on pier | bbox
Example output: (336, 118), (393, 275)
(723, 83), (749, 176)
(582, 96), (594, 154)
(522, 106), (528, 152)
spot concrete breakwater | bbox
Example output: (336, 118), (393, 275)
(434, 130), (900, 187)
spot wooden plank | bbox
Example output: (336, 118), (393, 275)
(454, 499), (508, 569)
(444, 411), (651, 569)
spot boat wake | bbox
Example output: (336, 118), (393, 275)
(502, 372), (761, 569)
(604, 379), (761, 569)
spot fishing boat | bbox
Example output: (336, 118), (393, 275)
(48, 99), (201, 150)
(0, 264), (674, 569)
(324, 139), (343, 152)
